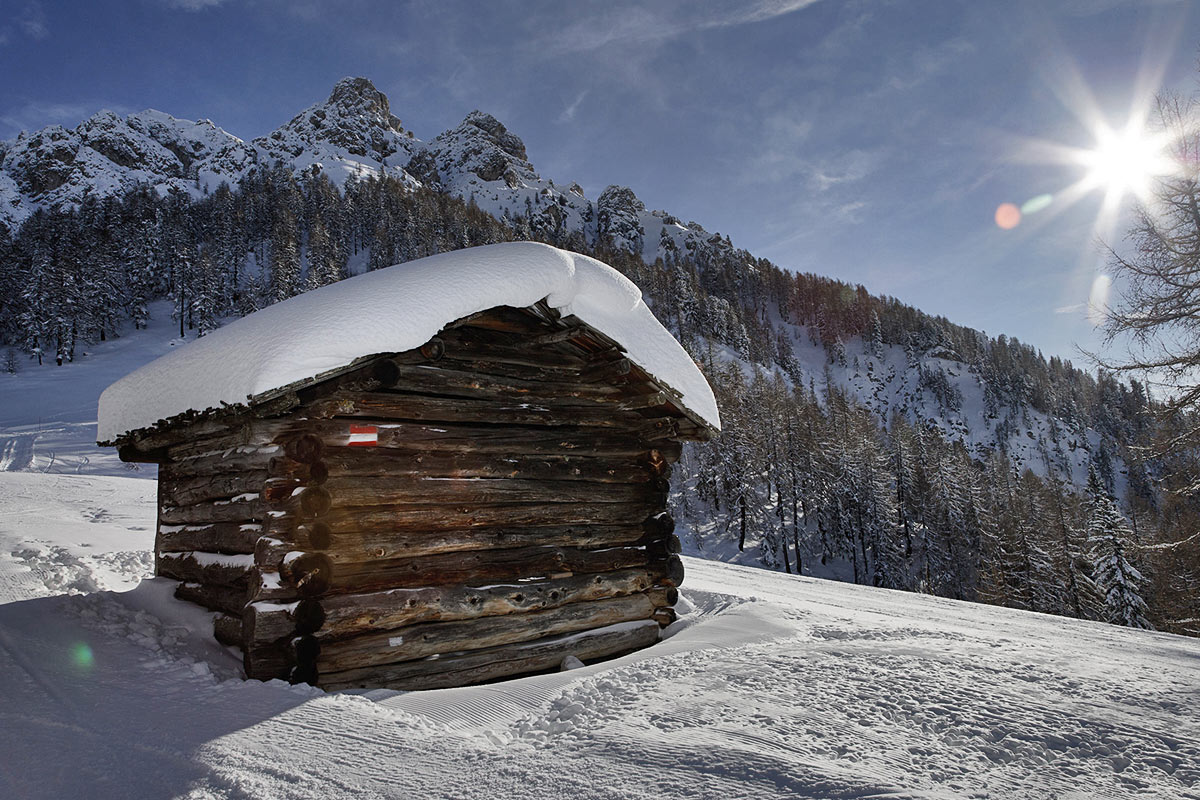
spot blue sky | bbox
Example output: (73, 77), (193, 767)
(3, 0), (1199, 363)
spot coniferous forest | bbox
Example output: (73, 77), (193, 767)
(1, 164), (1196, 635)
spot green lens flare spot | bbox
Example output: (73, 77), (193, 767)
(1021, 194), (1053, 215)
(71, 642), (94, 669)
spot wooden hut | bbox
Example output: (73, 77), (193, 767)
(99, 242), (720, 691)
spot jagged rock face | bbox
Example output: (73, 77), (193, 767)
(404, 149), (441, 187)
(597, 185), (647, 256)
(429, 110), (536, 189)
(0, 110), (257, 228)
(255, 76), (419, 165)
(7, 125), (79, 195)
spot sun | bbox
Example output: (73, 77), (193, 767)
(1076, 120), (1173, 205)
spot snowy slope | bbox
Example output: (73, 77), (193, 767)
(0, 301), (193, 478)
(0, 468), (1197, 799)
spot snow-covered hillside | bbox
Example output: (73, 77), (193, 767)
(1, 467), (1197, 799)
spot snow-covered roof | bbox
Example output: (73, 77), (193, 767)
(98, 242), (720, 443)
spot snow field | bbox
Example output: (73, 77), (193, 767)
(1, 470), (1198, 798)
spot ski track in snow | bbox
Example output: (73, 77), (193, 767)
(0, 472), (1197, 798)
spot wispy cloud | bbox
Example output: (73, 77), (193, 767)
(887, 38), (975, 92)
(0, 2), (48, 44)
(1055, 302), (1085, 314)
(536, 0), (824, 56)
(157, 0), (231, 10)
(557, 90), (588, 124)
(17, 2), (47, 39)
(808, 149), (881, 191)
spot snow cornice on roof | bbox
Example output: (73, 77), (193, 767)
(98, 242), (721, 444)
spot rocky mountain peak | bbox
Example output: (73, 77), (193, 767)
(256, 77), (416, 168)
(429, 110), (535, 188)
(461, 110), (527, 162)
(596, 185), (648, 257)
(325, 77), (402, 131)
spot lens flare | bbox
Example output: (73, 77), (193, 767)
(1021, 194), (1053, 215)
(995, 203), (1021, 230)
(1088, 274), (1112, 325)
(71, 642), (94, 669)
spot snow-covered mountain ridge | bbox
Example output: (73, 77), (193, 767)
(2, 77), (612, 245)
(1, 78), (731, 283)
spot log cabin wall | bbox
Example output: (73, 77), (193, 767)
(134, 304), (702, 691)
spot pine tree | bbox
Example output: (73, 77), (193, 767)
(1085, 467), (1153, 629)
(268, 210), (301, 304)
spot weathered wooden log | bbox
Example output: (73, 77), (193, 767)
(368, 362), (626, 403)
(129, 415), (255, 455)
(244, 640), (292, 681)
(158, 495), (263, 525)
(158, 521), (262, 555)
(293, 476), (666, 509)
(446, 305), (550, 334)
(438, 329), (590, 368)
(645, 533), (683, 561)
(616, 392), (669, 411)
(150, 419), (278, 461)
(264, 496), (667, 534)
(243, 598), (328, 645)
(419, 355), (585, 382)
(528, 325), (588, 346)
(158, 551), (255, 587)
(279, 552), (335, 597)
(255, 523), (652, 566)
(262, 476), (304, 506)
(337, 545), (643, 595)
(262, 522), (334, 551)
(213, 614), (244, 647)
(161, 445), (280, 477)
(175, 580), (247, 616)
(643, 511), (675, 537)
(283, 567), (674, 643)
(160, 470), (270, 507)
(658, 554), (685, 587)
(306, 391), (663, 429)
(316, 591), (658, 673)
(419, 337), (445, 360)
(580, 357), (633, 384)
(652, 606), (678, 627)
(271, 419), (684, 456)
(318, 619), (661, 692)
(297, 486), (333, 517)
(283, 433), (324, 464)
(253, 542), (657, 600)
(328, 543), (653, 592)
(265, 457), (329, 484)
(271, 449), (654, 485)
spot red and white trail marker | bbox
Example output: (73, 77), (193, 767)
(347, 424), (378, 447)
